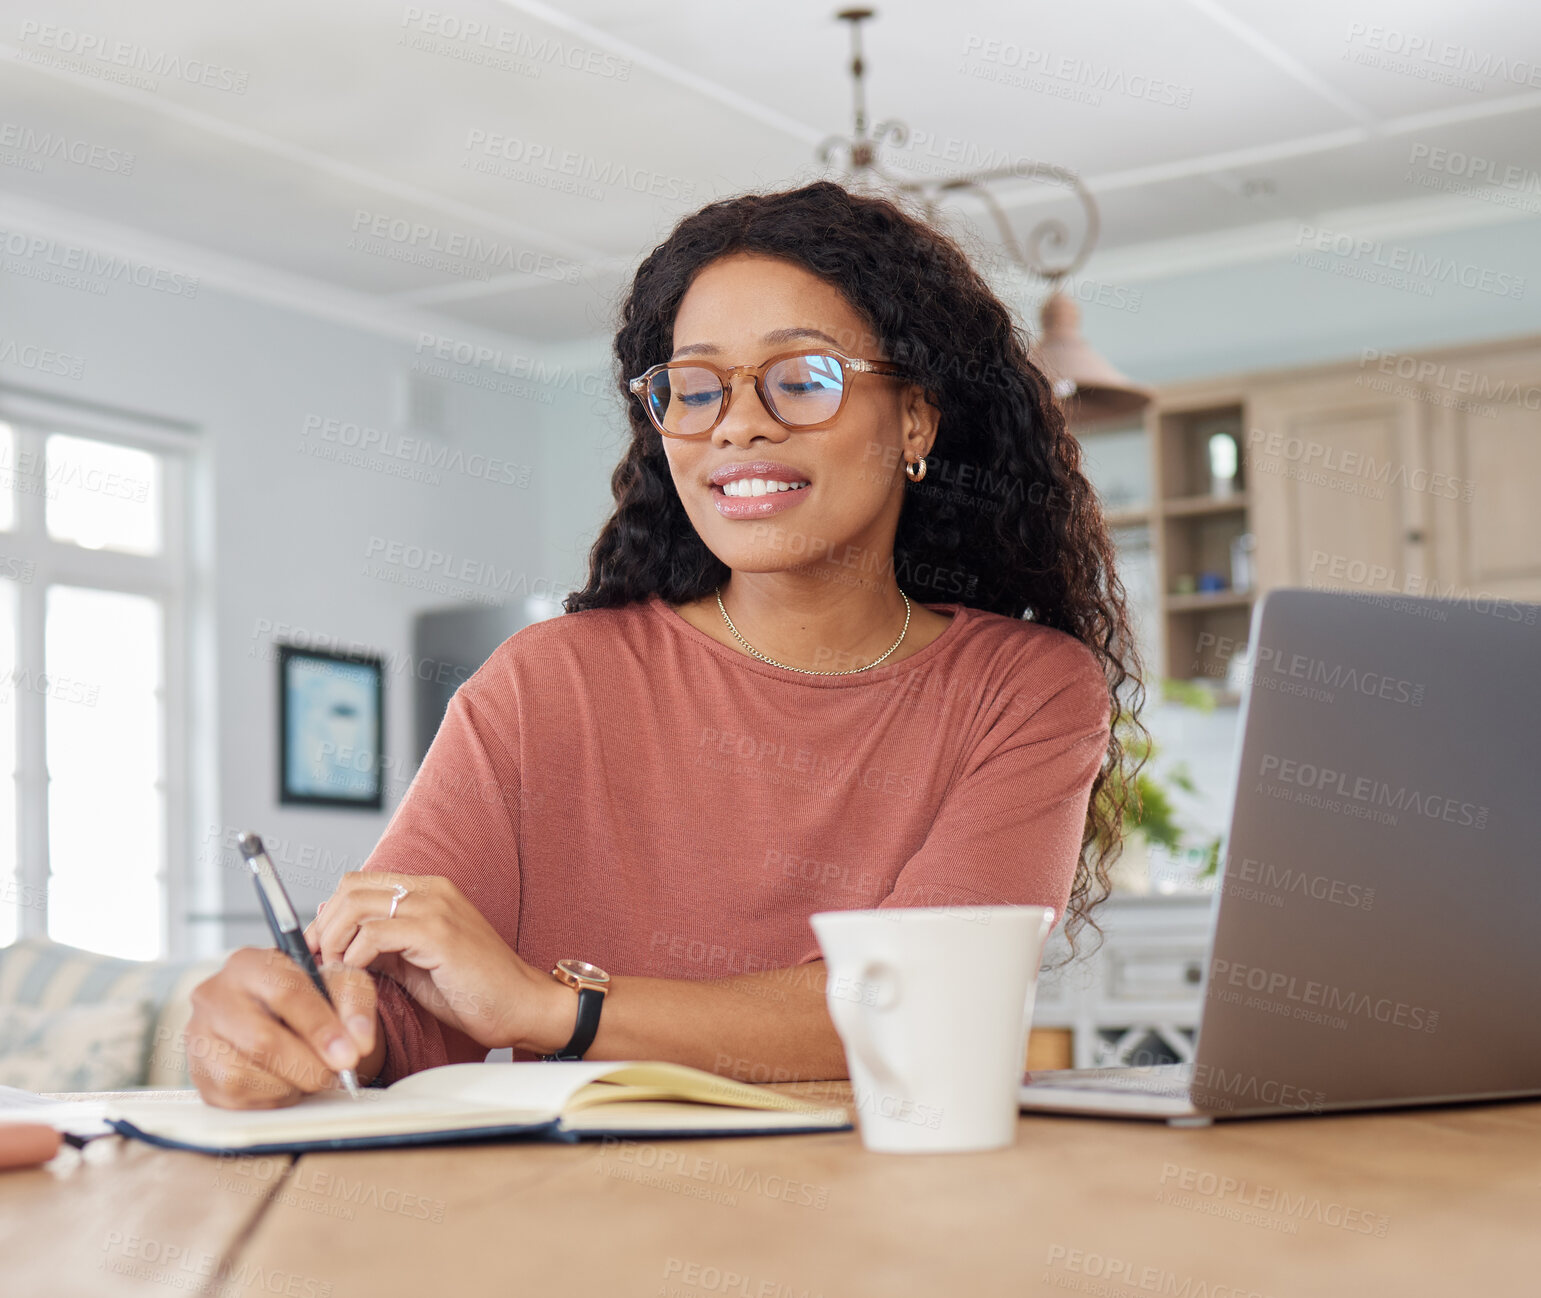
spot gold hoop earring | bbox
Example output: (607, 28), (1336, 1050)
(904, 456), (927, 483)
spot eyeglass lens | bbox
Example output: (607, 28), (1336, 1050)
(644, 353), (846, 435)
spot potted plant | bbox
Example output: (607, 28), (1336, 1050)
(1103, 680), (1224, 894)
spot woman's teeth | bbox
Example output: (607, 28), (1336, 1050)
(719, 478), (810, 498)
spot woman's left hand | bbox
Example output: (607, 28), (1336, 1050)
(305, 873), (556, 1051)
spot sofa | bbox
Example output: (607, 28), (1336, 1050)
(0, 937), (227, 1091)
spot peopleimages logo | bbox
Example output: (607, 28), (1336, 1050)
(399, 6), (632, 80)
(1407, 143), (1541, 194)
(696, 725), (920, 799)
(0, 339), (84, 379)
(16, 22), (251, 94)
(1188, 1063), (1326, 1114)
(411, 333), (601, 390)
(1157, 1163), (1391, 1236)
(0, 230), (200, 297)
(0, 121), (135, 173)
(301, 414), (531, 487)
(1360, 346), (1541, 408)
(1247, 425), (1473, 501)
(1196, 632), (1426, 707)
(462, 130), (696, 202)
(1225, 856), (1376, 912)
(1293, 225), (1526, 299)
(1210, 959), (1440, 1034)
(362, 537), (571, 607)
(349, 212), (579, 283)
(1343, 23), (1541, 90)
(960, 35), (1194, 107)
(1042, 1245), (1272, 1298)
(1258, 754), (1489, 830)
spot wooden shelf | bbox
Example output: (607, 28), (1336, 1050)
(1162, 492), (1250, 517)
(1165, 589), (1255, 612)
(1104, 505), (1152, 528)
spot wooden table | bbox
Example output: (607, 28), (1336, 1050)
(5, 1086), (1539, 1297)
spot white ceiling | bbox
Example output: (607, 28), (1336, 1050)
(2, 0), (1538, 347)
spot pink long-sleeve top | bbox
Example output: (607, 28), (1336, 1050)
(361, 593), (1112, 1083)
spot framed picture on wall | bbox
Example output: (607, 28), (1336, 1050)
(277, 644), (385, 810)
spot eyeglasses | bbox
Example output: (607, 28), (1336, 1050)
(626, 348), (908, 439)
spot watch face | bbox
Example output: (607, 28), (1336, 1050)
(558, 958), (610, 985)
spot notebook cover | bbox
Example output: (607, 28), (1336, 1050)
(105, 1116), (563, 1156)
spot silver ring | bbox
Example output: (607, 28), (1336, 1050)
(388, 884), (408, 919)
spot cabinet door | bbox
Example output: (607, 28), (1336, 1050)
(1246, 379), (1426, 595)
(1423, 354), (1541, 605)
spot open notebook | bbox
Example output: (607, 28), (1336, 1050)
(103, 1061), (852, 1155)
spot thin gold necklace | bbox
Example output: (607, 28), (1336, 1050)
(714, 585), (912, 676)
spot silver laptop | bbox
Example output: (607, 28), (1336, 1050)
(1020, 586), (1541, 1124)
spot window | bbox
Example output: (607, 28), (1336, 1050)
(0, 409), (188, 960)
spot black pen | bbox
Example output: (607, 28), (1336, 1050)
(237, 831), (361, 1099)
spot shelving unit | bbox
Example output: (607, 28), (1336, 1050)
(1064, 329), (1541, 929)
(1033, 895), (1216, 1069)
(1077, 398), (1257, 686)
(1153, 402), (1255, 687)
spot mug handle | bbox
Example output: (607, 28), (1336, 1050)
(836, 959), (908, 1101)
(1019, 908), (1057, 1058)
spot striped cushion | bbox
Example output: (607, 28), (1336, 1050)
(0, 938), (226, 1088)
(0, 999), (157, 1092)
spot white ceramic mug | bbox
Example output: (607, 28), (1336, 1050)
(810, 905), (1056, 1154)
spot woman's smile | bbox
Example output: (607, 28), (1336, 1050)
(708, 459), (814, 519)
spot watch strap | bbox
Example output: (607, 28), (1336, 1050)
(543, 985), (605, 1061)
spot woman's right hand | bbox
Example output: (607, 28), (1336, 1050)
(185, 947), (380, 1109)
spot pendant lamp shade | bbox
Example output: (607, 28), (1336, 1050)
(1028, 290), (1153, 426)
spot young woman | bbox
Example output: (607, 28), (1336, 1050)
(187, 181), (1143, 1108)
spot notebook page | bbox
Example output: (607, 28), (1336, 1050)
(385, 1059), (646, 1111)
(103, 1087), (548, 1147)
(386, 1060), (842, 1116)
(562, 1064), (839, 1113)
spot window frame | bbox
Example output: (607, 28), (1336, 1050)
(0, 388), (194, 959)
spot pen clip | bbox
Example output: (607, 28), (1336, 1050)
(237, 831), (302, 933)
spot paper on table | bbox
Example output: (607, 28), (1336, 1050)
(0, 1084), (114, 1139)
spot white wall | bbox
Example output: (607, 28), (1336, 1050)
(538, 338), (631, 593)
(1069, 214), (1541, 387)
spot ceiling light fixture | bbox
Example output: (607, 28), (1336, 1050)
(816, 7), (1152, 425)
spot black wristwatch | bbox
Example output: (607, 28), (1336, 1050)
(541, 959), (611, 1061)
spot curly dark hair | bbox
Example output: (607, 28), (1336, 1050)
(565, 179), (1146, 955)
